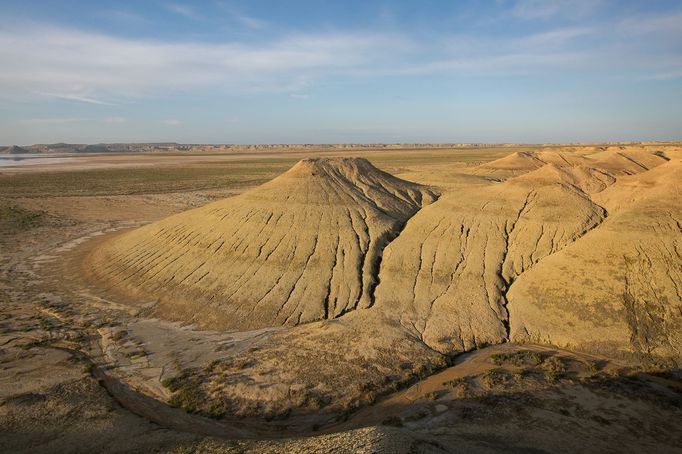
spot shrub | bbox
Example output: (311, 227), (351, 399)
(491, 350), (542, 367)
(111, 330), (128, 341)
(381, 415), (403, 427)
(443, 377), (466, 388)
(480, 369), (513, 389)
(541, 356), (567, 382)
(424, 391), (440, 401)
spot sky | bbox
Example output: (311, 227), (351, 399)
(1, 0), (681, 144)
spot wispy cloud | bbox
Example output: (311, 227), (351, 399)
(163, 119), (182, 126)
(0, 9), (680, 105)
(0, 25), (407, 101)
(103, 10), (151, 24)
(214, 1), (267, 30)
(233, 13), (266, 30)
(166, 3), (204, 21)
(512, 27), (595, 49)
(511, 0), (603, 20)
(641, 69), (682, 81)
(36, 91), (115, 105)
(619, 11), (682, 37)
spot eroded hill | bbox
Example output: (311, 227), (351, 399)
(87, 157), (437, 330)
(81, 147), (682, 420)
(373, 159), (608, 354)
(509, 159), (682, 360)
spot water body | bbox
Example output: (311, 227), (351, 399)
(0, 154), (75, 167)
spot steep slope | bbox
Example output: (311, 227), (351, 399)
(87, 158), (437, 330)
(373, 159), (607, 354)
(508, 159), (682, 361)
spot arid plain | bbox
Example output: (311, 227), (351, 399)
(1, 144), (681, 453)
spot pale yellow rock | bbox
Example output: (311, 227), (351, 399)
(374, 153), (607, 354)
(88, 158), (436, 330)
(508, 158), (682, 360)
(87, 147), (682, 364)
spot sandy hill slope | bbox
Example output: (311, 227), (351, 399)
(86, 146), (680, 367)
(471, 151), (546, 178)
(509, 162), (617, 194)
(535, 150), (591, 167)
(373, 155), (608, 354)
(471, 146), (669, 180)
(87, 158), (436, 330)
(508, 158), (682, 360)
(74, 147), (682, 421)
(591, 151), (668, 175)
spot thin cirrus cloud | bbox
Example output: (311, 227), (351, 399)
(35, 91), (116, 105)
(0, 9), (680, 106)
(165, 3), (204, 21)
(619, 11), (682, 37)
(511, 0), (604, 20)
(231, 12), (267, 30)
(0, 25), (411, 103)
(103, 10), (151, 24)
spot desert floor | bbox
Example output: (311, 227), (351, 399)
(1, 145), (681, 453)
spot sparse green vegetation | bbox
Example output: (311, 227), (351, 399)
(480, 369), (514, 389)
(0, 204), (48, 232)
(21, 338), (52, 350)
(424, 391), (441, 401)
(443, 377), (465, 388)
(163, 369), (220, 416)
(0, 161), (295, 198)
(541, 356), (567, 382)
(490, 350), (542, 367)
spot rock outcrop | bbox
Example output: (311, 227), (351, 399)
(88, 158), (436, 330)
(373, 155), (608, 353)
(87, 147), (682, 363)
(508, 159), (682, 360)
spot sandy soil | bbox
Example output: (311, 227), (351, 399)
(1, 144), (681, 453)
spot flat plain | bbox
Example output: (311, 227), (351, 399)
(1, 144), (681, 453)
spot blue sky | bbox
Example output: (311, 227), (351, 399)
(1, 0), (681, 144)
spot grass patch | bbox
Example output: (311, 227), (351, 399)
(541, 356), (567, 382)
(0, 161), (295, 198)
(480, 369), (514, 389)
(163, 369), (219, 416)
(424, 391), (441, 401)
(0, 204), (47, 232)
(490, 350), (542, 367)
(21, 338), (52, 350)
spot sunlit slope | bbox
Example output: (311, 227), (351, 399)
(508, 158), (682, 360)
(89, 158), (436, 330)
(373, 154), (608, 354)
(88, 146), (681, 364)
